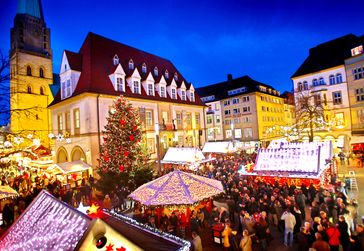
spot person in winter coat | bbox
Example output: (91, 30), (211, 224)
(239, 229), (252, 251)
(337, 215), (350, 251)
(281, 208), (296, 247)
(326, 222), (341, 251)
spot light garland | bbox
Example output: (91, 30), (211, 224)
(106, 210), (191, 251)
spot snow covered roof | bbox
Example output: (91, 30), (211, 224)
(161, 147), (207, 164)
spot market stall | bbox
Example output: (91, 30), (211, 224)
(161, 147), (214, 170)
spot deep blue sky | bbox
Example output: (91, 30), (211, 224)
(1, 0), (364, 94)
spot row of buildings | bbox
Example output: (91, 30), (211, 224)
(7, 0), (364, 172)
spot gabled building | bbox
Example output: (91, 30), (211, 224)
(196, 74), (285, 148)
(49, 32), (205, 169)
(9, 0), (54, 144)
(291, 34), (364, 151)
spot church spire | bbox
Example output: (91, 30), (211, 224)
(17, 0), (44, 20)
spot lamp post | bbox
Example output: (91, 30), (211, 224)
(155, 123), (162, 173)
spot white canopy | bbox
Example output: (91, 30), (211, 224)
(47, 160), (92, 174)
(202, 141), (235, 153)
(161, 147), (210, 164)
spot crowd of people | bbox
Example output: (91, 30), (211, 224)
(1, 151), (363, 251)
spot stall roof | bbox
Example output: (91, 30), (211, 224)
(161, 147), (207, 164)
(48, 160), (91, 174)
(202, 141), (235, 153)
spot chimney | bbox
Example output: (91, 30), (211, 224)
(227, 74), (233, 82)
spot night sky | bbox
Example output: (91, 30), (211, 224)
(1, 0), (364, 93)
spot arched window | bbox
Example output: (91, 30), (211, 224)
(174, 73), (178, 80)
(303, 81), (308, 90)
(312, 79), (318, 86)
(27, 65), (32, 76)
(113, 55), (119, 65)
(319, 77), (325, 85)
(165, 70), (169, 79)
(27, 85), (32, 94)
(329, 75), (335, 85)
(297, 82), (303, 91)
(128, 59), (134, 70)
(142, 63), (147, 73)
(40, 86), (44, 95)
(39, 67), (44, 78)
(154, 67), (158, 76)
(336, 73), (343, 83)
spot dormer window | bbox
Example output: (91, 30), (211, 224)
(160, 86), (166, 97)
(154, 67), (158, 76)
(171, 88), (176, 99)
(181, 90), (186, 100)
(133, 80), (140, 94)
(142, 63), (147, 73)
(129, 59), (134, 70)
(113, 55), (119, 65)
(165, 70), (169, 79)
(174, 73), (178, 80)
(61, 79), (72, 99)
(190, 92), (195, 102)
(148, 83), (154, 95)
(116, 77), (124, 92)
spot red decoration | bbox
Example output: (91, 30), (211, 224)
(119, 165), (125, 172)
(133, 126), (138, 131)
(103, 155), (109, 161)
(105, 243), (114, 251)
(120, 119), (126, 126)
(71, 173), (78, 181)
(116, 247), (126, 251)
(129, 135), (134, 141)
(124, 151), (129, 157)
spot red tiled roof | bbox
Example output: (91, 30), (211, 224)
(50, 32), (203, 106)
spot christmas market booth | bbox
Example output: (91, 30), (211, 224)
(202, 141), (236, 154)
(239, 141), (334, 187)
(46, 160), (92, 187)
(0, 190), (190, 251)
(161, 147), (214, 170)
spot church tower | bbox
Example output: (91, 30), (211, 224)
(10, 0), (53, 145)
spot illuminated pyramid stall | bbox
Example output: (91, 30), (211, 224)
(0, 190), (189, 251)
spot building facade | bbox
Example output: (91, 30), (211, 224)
(345, 44), (364, 152)
(292, 34), (364, 152)
(9, 0), (54, 145)
(196, 75), (286, 148)
(49, 33), (205, 170)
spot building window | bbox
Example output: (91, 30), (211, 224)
(39, 68), (44, 78)
(27, 65), (32, 76)
(174, 73), (178, 80)
(113, 55), (119, 65)
(298, 82), (303, 91)
(116, 77), (124, 92)
(133, 80), (140, 94)
(40, 86), (44, 95)
(303, 81), (308, 90)
(228, 87), (247, 95)
(244, 128), (253, 139)
(334, 113), (344, 127)
(176, 113), (182, 127)
(145, 110), (153, 127)
(27, 85), (32, 94)
(147, 138), (155, 153)
(189, 92), (195, 102)
(225, 130), (232, 139)
(160, 86), (166, 97)
(195, 114), (200, 128)
(142, 63), (147, 73)
(171, 88), (176, 99)
(66, 79), (71, 97)
(224, 100), (230, 106)
(329, 75), (335, 85)
(225, 119), (231, 125)
(332, 91), (342, 105)
(242, 106), (250, 113)
(319, 77), (325, 85)
(232, 98), (239, 104)
(215, 115), (221, 123)
(181, 90), (186, 100)
(353, 67), (364, 80)
(312, 79), (318, 86)
(65, 111), (71, 133)
(242, 96), (249, 102)
(57, 114), (63, 133)
(356, 88), (364, 102)
(165, 70), (169, 79)
(358, 110), (364, 124)
(224, 110), (231, 115)
(233, 118), (240, 124)
(185, 113), (192, 128)
(74, 109), (80, 134)
(314, 94), (321, 106)
(336, 73), (342, 83)
(128, 59), (134, 69)
(154, 67), (158, 76)
(233, 108), (240, 114)
(148, 83), (154, 95)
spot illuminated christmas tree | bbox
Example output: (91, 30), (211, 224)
(96, 96), (153, 195)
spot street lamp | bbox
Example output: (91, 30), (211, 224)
(155, 123), (162, 173)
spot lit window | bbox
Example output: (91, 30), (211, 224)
(329, 75), (335, 85)
(244, 128), (253, 138)
(154, 67), (158, 76)
(142, 63), (147, 73)
(333, 91), (342, 105)
(207, 115), (213, 124)
(74, 109), (80, 132)
(145, 110), (153, 126)
(336, 73), (342, 83)
(129, 59), (134, 69)
(57, 114), (63, 133)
